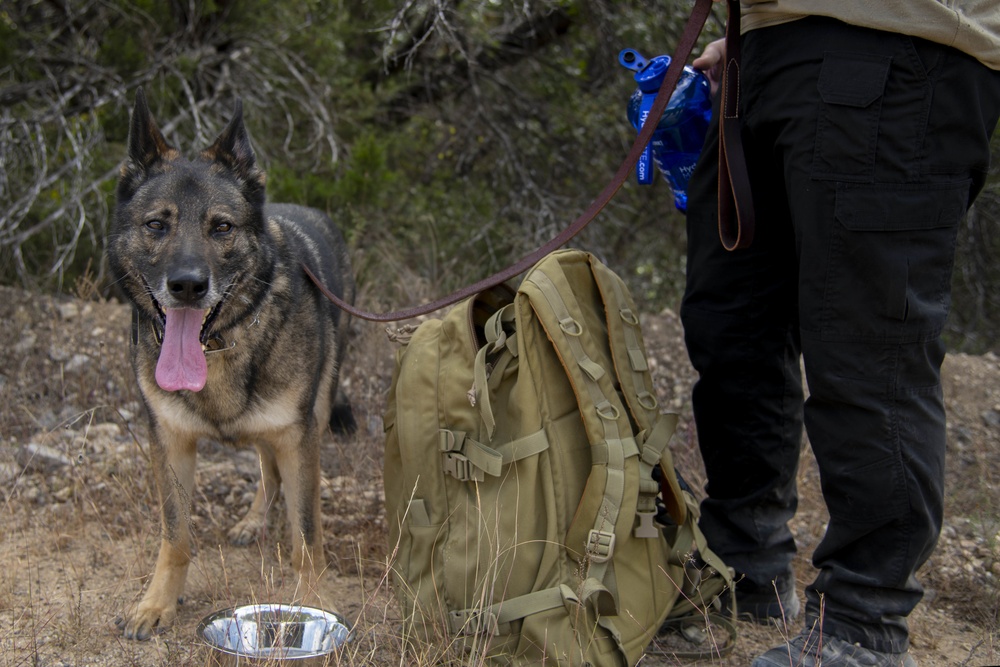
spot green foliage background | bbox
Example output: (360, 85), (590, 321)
(2, 0), (998, 351)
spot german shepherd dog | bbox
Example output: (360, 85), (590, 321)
(108, 89), (355, 640)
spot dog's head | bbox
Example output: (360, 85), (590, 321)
(109, 88), (273, 393)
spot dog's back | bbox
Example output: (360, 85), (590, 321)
(265, 202), (356, 432)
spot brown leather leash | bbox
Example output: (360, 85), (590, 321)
(718, 0), (754, 250)
(305, 0), (743, 322)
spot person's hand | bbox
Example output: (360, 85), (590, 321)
(692, 37), (726, 95)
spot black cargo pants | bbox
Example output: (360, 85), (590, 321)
(681, 16), (1000, 653)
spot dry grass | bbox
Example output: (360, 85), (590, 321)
(1, 284), (998, 666)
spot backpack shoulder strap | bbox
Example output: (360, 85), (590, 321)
(588, 255), (686, 528)
(518, 250), (640, 608)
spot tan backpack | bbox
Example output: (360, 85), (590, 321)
(383, 249), (735, 665)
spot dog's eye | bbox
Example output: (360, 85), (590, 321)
(146, 220), (165, 231)
(213, 221), (233, 235)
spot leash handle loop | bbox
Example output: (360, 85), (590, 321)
(717, 0), (754, 250)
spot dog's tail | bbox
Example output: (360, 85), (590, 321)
(329, 388), (357, 435)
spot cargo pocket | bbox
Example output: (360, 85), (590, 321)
(821, 180), (970, 343)
(811, 53), (890, 182)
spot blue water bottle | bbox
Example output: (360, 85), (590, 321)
(620, 48), (712, 211)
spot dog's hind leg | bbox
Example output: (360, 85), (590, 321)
(119, 429), (197, 640)
(228, 443), (281, 545)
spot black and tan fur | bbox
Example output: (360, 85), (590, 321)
(108, 89), (355, 640)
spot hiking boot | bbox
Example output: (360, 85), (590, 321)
(752, 630), (917, 667)
(723, 566), (801, 624)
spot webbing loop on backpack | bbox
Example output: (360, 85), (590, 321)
(590, 438), (639, 465)
(595, 400), (620, 421)
(619, 307), (639, 327)
(559, 317), (583, 337)
(637, 392), (658, 411)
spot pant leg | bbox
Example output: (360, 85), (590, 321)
(682, 92), (804, 585)
(737, 17), (1000, 653)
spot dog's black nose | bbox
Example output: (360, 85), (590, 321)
(167, 271), (210, 304)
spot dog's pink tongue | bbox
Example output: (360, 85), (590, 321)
(156, 308), (208, 392)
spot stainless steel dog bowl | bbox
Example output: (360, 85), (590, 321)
(197, 604), (350, 663)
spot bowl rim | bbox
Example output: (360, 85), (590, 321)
(196, 603), (351, 659)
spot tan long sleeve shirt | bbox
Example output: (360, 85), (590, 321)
(740, 0), (1000, 69)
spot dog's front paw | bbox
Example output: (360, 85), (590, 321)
(228, 515), (265, 546)
(116, 599), (178, 641)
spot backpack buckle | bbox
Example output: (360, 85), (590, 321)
(442, 452), (484, 482)
(449, 608), (499, 636)
(634, 510), (660, 539)
(586, 529), (616, 563)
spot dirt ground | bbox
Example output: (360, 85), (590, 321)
(1, 283), (998, 666)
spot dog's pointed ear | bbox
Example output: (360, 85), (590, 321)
(202, 99), (267, 202)
(119, 87), (177, 199)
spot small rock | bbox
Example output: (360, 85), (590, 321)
(88, 422), (122, 439)
(57, 302), (79, 320)
(0, 462), (20, 485)
(73, 423), (124, 456)
(14, 332), (37, 354)
(17, 442), (72, 473)
(366, 415), (383, 437)
(233, 450), (261, 478)
(982, 409), (1000, 429)
(57, 404), (84, 425)
(64, 354), (92, 373)
(949, 426), (972, 447)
